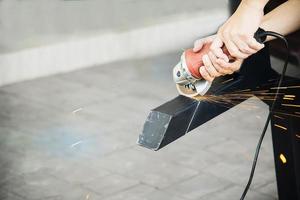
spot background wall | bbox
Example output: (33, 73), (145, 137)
(0, 0), (229, 86)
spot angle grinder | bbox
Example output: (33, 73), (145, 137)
(173, 28), (266, 98)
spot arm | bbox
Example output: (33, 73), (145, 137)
(261, 0), (300, 41)
(194, 0), (300, 82)
(210, 0), (269, 59)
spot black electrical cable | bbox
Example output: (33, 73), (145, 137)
(240, 31), (289, 200)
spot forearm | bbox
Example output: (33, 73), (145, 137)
(260, 0), (300, 41)
(239, 0), (270, 11)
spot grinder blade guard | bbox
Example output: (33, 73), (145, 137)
(173, 50), (212, 97)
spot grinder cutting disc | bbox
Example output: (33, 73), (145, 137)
(176, 81), (211, 98)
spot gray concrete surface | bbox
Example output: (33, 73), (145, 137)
(0, 0), (228, 53)
(0, 51), (284, 200)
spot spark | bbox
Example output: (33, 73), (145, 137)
(221, 78), (234, 84)
(72, 107), (83, 114)
(273, 115), (284, 120)
(190, 88), (295, 112)
(273, 111), (300, 118)
(281, 103), (300, 108)
(279, 154), (287, 164)
(246, 90), (270, 94)
(274, 124), (287, 131)
(271, 86), (288, 90)
(232, 89), (251, 93)
(283, 97), (294, 100)
(194, 91), (276, 108)
(70, 140), (83, 148)
(271, 85), (300, 90)
(284, 95), (296, 98)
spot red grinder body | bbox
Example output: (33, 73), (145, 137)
(184, 43), (231, 79)
(173, 43), (232, 97)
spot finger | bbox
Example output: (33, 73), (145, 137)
(213, 57), (233, 74)
(232, 59), (244, 71)
(216, 58), (242, 72)
(247, 37), (265, 51)
(193, 39), (205, 52)
(202, 54), (222, 78)
(193, 36), (215, 52)
(223, 34), (248, 59)
(232, 35), (256, 55)
(216, 59), (231, 69)
(210, 37), (229, 62)
(208, 52), (227, 75)
(200, 67), (214, 82)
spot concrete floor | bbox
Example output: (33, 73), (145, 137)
(0, 51), (284, 200)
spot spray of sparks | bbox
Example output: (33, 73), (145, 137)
(192, 89), (282, 108)
(189, 82), (300, 117)
(185, 81), (300, 137)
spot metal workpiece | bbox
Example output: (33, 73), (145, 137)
(138, 95), (199, 151)
(138, 46), (278, 150)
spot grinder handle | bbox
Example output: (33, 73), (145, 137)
(185, 28), (266, 79)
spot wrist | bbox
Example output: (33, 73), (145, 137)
(240, 0), (268, 11)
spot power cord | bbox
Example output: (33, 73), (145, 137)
(240, 31), (289, 200)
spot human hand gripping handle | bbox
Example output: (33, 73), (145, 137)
(187, 28), (266, 82)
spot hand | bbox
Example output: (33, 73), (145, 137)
(210, 1), (265, 60)
(193, 35), (243, 82)
(200, 52), (243, 82)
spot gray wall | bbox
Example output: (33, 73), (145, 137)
(0, 0), (227, 53)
